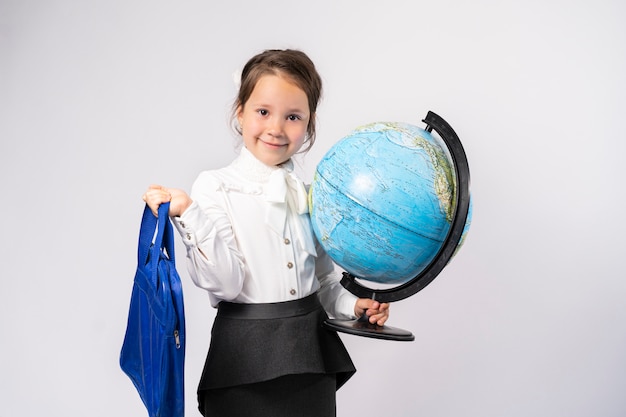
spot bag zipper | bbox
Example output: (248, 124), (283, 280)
(174, 329), (181, 349)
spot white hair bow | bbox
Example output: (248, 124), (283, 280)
(232, 68), (242, 90)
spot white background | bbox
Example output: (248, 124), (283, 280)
(1, 0), (625, 416)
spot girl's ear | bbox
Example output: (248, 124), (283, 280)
(236, 105), (243, 126)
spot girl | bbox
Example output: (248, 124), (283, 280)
(143, 49), (390, 417)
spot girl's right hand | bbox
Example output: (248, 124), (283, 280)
(142, 184), (192, 217)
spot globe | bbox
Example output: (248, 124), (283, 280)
(309, 121), (472, 287)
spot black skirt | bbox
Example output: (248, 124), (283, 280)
(197, 292), (356, 416)
(200, 373), (337, 417)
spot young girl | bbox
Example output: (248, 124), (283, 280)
(143, 49), (390, 417)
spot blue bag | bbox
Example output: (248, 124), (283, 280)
(120, 202), (186, 417)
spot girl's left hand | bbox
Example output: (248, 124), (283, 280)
(354, 299), (390, 326)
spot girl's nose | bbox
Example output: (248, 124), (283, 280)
(266, 117), (284, 137)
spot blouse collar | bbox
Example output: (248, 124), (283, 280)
(232, 146), (294, 183)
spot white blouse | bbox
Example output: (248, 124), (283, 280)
(172, 147), (357, 320)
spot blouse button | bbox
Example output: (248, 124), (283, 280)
(186, 233), (192, 240)
(180, 221), (186, 228)
(290, 289), (296, 295)
(287, 262), (294, 269)
(284, 238), (291, 245)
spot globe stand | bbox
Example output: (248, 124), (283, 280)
(323, 272), (417, 341)
(323, 111), (471, 341)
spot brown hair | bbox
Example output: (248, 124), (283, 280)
(232, 49), (323, 152)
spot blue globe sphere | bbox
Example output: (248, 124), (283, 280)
(309, 122), (472, 285)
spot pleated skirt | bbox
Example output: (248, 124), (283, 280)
(197, 292), (356, 417)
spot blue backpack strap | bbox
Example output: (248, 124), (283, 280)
(160, 204), (176, 263)
(137, 204), (158, 266)
(137, 203), (172, 284)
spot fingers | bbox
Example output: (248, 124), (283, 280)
(143, 184), (171, 200)
(355, 299), (390, 326)
(367, 302), (390, 326)
(142, 185), (192, 217)
(142, 185), (172, 217)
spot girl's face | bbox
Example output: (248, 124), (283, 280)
(237, 74), (310, 166)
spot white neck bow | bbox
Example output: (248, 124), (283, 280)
(265, 168), (309, 214)
(264, 164), (316, 256)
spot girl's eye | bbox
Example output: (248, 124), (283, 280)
(258, 109), (268, 116)
(287, 114), (301, 121)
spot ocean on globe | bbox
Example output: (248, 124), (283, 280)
(309, 122), (472, 285)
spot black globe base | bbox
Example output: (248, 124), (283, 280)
(324, 316), (415, 342)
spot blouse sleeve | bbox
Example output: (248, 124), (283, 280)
(314, 240), (358, 320)
(171, 172), (246, 301)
